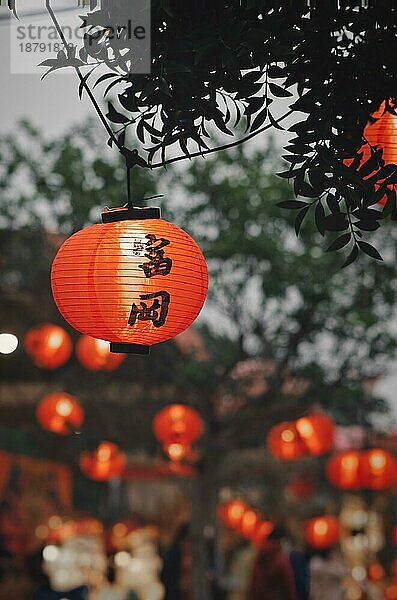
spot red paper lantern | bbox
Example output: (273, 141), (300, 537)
(344, 100), (397, 205)
(218, 500), (248, 529)
(36, 392), (84, 435)
(153, 404), (203, 445)
(305, 516), (340, 549)
(296, 414), (335, 456)
(267, 421), (306, 461)
(79, 441), (126, 481)
(76, 335), (125, 371)
(252, 521), (274, 547)
(385, 583), (397, 600)
(51, 207), (208, 355)
(326, 451), (362, 490)
(239, 509), (261, 540)
(359, 448), (397, 490)
(25, 323), (72, 369)
(367, 562), (385, 583)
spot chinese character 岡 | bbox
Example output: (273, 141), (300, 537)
(128, 291), (170, 328)
(139, 234), (172, 278)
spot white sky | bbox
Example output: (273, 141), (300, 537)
(0, 1), (396, 421)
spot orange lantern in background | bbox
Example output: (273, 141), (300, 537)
(296, 414), (335, 456)
(218, 500), (248, 530)
(305, 516), (340, 549)
(252, 521), (274, 547)
(239, 509), (261, 540)
(367, 562), (385, 583)
(344, 100), (397, 206)
(267, 421), (306, 461)
(164, 442), (190, 462)
(385, 583), (397, 600)
(286, 478), (315, 500)
(359, 448), (397, 490)
(76, 335), (125, 371)
(51, 207), (208, 355)
(153, 404), (203, 445)
(326, 451), (362, 490)
(79, 441), (126, 481)
(36, 392), (84, 435)
(25, 323), (72, 369)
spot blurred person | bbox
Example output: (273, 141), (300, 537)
(161, 523), (192, 600)
(309, 547), (347, 600)
(248, 527), (297, 600)
(290, 548), (310, 600)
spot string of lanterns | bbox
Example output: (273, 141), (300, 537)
(217, 499), (274, 546)
(23, 323), (126, 371)
(326, 448), (397, 490)
(267, 413), (335, 460)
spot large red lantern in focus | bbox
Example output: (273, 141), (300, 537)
(218, 500), (248, 529)
(326, 451), (362, 490)
(359, 448), (397, 490)
(76, 335), (125, 371)
(79, 441), (126, 481)
(305, 516), (340, 549)
(51, 207), (208, 355)
(345, 100), (397, 205)
(25, 323), (72, 369)
(296, 414), (335, 456)
(267, 421), (306, 461)
(36, 392), (84, 435)
(153, 404), (203, 446)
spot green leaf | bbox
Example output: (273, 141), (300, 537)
(342, 245), (359, 268)
(326, 233), (351, 252)
(277, 200), (308, 209)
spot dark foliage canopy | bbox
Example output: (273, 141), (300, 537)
(9, 0), (397, 261)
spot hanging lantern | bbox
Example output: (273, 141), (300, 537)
(25, 323), (72, 369)
(344, 100), (397, 205)
(305, 516), (340, 549)
(218, 500), (248, 529)
(252, 521), (274, 547)
(367, 562), (385, 583)
(385, 584), (397, 600)
(153, 404), (203, 445)
(36, 392), (84, 435)
(239, 509), (261, 540)
(51, 207), (208, 355)
(76, 335), (125, 371)
(326, 451), (362, 490)
(267, 421), (306, 461)
(296, 414), (335, 456)
(359, 448), (397, 490)
(79, 441), (126, 481)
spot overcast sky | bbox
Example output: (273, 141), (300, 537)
(1, 1), (396, 423)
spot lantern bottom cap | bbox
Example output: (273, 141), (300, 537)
(110, 342), (150, 355)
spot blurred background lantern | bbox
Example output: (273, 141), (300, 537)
(79, 441), (126, 481)
(36, 392), (84, 435)
(238, 508), (261, 540)
(106, 520), (139, 552)
(367, 562), (385, 582)
(218, 500), (248, 530)
(359, 448), (397, 489)
(296, 414), (335, 456)
(51, 208), (208, 354)
(153, 404), (203, 446)
(326, 451), (362, 490)
(267, 421), (306, 461)
(305, 515), (340, 549)
(385, 583), (397, 600)
(252, 521), (274, 547)
(25, 323), (72, 369)
(76, 335), (125, 371)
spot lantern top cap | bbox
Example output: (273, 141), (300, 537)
(101, 206), (161, 223)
